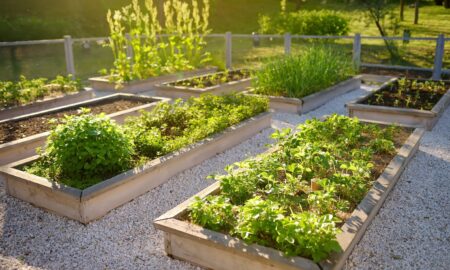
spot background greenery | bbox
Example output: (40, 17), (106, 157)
(1, 0), (449, 81)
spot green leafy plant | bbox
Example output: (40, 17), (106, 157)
(125, 93), (268, 159)
(106, 0), (212, 83)
(0, 75), (81, 109)
(26, 109), (134, 189)
(252, 46), (354, 98)
(169, 69), (250, 89)
(189, 115), (402, 262)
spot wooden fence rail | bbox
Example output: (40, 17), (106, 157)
(0, 33), (447, 79)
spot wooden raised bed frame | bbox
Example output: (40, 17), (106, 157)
(0, 94), (169, 166)
(246, 76), (361, 114)
(0, 111), (272, 224)
(154, 127), (425, 270)
(347, 78), (450, 131)
(154, 69), (251, 99)
(0, 89), (95, 121)
(89, 67), (217, 94)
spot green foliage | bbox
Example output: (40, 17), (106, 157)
(259, 10), (349, 36)
(252, 46), (354, 98)
(189, 195), (236, 232)
(26, 109), (134, 189)
(0, 75), (81, 109)
(0, 16), (73, 41)
(189, 115), (400, 261)
(106, 0), (212, 83)
(124, 93), (269, 159)
(25, 93), (267, 189)
(170, 69), (250, 89)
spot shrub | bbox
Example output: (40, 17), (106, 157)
(259, 10), (349, 36)
(252, 46), (354, 98)
(26, 109), (134, 189)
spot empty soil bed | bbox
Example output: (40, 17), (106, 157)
(0, 99), (145, 144)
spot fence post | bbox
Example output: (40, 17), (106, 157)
(284, 33), (291, 55)
(352, 33), (362, 71)
(125, 33), (134, 60)
(63, 35), (76, 79)
(225, 32), (232, 69)
(432, 34), (445, 80)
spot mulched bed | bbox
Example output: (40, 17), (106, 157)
(0, 99), (146, 144)
(168, 69), (250, 89)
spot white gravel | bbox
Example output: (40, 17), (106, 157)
(1, 84), (449, 270)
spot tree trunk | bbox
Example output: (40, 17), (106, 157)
(414, 1), (419, 24)
(374, 19), (399, 58)
(400, 0), (405, 21)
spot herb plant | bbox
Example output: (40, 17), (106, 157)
(189, 115), (404, 262)
(0, 75), (81, 109)
(25, 109), (134, 189)
(252, 46), (354, 99)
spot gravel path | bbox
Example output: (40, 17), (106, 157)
(1, 85), (448, 270)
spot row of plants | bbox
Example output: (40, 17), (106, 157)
(258, 1), (349, 36)
(188, 115), (408, 262)
(252, 46), (355, 98)
(364, 78), (448, 110)
(25, 93), (268, 189)
(168, 69), (250, 89)
(105, 0), (212, 83)
(0, 75), (81, 109)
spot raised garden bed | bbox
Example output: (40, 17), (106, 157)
(0, 94), (167, 166)
(247, 76), (361, 114)
(154, 116), (424, 270)
(0, 111), (272, 223)
(154, 69), (252, 99)
(0, 89), (95, 121)
(89, 67), (217, 94)
(347, 78), (450, 130)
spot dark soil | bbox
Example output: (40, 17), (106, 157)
(360, 67), (450, 80)
(169, 69), (250, 89)
(0, 99), (146, 144)
(362, 79), (448, 110)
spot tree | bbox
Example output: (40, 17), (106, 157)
(357, 0), (399, 58)
(400, 0), (405, 21)
(288, 0), (305, 10)
(414, 1), (420, 24)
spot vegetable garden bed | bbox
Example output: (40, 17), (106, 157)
(89, 67), (217, 93)
(247, 76), (361, 114)
(154, 116), (424, 270)
(0, 89), (94, 121)
(0, 94), (167, 165)
(347, 78), (450, 130)
(154, 69), (252, 99)
(0, 111), (271, 224)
